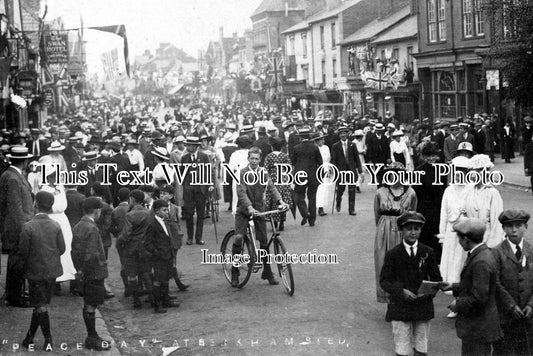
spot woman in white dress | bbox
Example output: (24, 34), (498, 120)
(438, 156), (471, 318)
(463, 154), (504, 248)
(315, 133), (333, 216)
(390, 130), (413, 170)
(39, 165), (77, 284)
(352, 130), (366, 193)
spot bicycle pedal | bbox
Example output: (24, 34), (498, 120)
(252, 263), (263, 273)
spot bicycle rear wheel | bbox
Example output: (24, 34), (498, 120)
(273, 236), (295, 296)
(220, 230), (254, 288)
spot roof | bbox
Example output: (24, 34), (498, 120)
(340, 5), (411, 45)
(282, 0), (365, 35)
(371, 14), (417, 44)
(252, 0), (305, 17)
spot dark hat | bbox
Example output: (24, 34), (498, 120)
(152, 199), (168, 211)
(256, 126), (267, 135)
(151, 130), (163, 140)
(397, 211), (426, 227)
(35, 191), (55, 211)
(498, 209), (530, 225)
(139, 184), (155, 193)
(235, 135), (253, 148)
(159, 184), (175, 194)
(82, 197), (103, 211)
(129, 189), (145, 202)
(524, 116), (533, 123)
(453, 218), (486, 240)
(420, 142), (441, 156)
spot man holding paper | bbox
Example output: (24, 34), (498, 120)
(380, 211), (442, 356)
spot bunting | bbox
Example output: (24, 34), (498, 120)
(89, 25), (130, 77)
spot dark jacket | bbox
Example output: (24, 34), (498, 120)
(380, 242), (442, 321)
(291, 140), (323, 186)
(65, 188), (85, 229)
(181, 151), (213, 196)
(331, 139), (362, 178)
(144, 216), (176, 261)
(365, 133), (390, 164)
(493, 239), (533, 325)
(117, 204), (152, 258)
(525, 142), (533, 176)
(168, 203), (183, 250)
(71, 216), (109, 280)
(96, 200), (113, 248)
(252, 136), (272, 166)
(452, 244), (502, 342)
(110, 202), (129, 237)
(0, 167), (34, 251)
(18, 214), (65, 280)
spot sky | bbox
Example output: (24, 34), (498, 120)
(45, 0), (262, 74)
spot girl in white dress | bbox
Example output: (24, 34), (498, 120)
(40, 165), (77, 283)
(316, 133), (333, 215)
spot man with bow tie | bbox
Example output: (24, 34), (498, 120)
(492, 209), (533, 356)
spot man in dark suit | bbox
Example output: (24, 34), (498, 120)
(443, 124), (461, 162)
(441, 218), (502, 356)
(473, 122), (486, 154)
(458, 123), (475, 144)
(117, 189), (153, 309)
(181, 136), (213, 245)
(366, 123), (390, 165)
(78, 151), (112, 204)
(492, 209), (533, 356)
(331, 126), (362, 215)
(27, 128), (48, 161)
(231, 147), (287, 287)
(0, 146), (34, 307)
(110, 188), (131, 296)
(380, 211), (442, 356)
(221, 135), (238, 210)
(144, 130), (164, 170)
(71, 197), (111, 351)
(291, 129), (323, 226)
(433, 122), (448, 162)
(144, 199), (180, 313)
(18, 191), (65, 351)
(252, 126), (272, 166)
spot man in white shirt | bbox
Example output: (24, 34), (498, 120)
(125, 139), (145, 171)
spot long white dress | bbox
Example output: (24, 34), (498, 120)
(316, 144), (333, 208)
(439, 184), (468, 283)
(463, 184), (504, 248)
(41, 184), (77, 282)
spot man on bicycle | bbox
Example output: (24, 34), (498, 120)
(232, 147), (288, 287)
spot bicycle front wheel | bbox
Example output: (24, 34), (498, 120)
(220, 230), (254, 289)
(273, 236), (295, 296)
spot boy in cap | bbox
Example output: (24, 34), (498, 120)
(441, 218), (502, 356)
(493, 209), (533, 356)
(380, 211), (442, 356)
(71, 197), (111, 351)
(19, 191), (65, 351)
(144, 199), (180, 313)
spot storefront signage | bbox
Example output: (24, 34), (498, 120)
(44, 34), (69, 64)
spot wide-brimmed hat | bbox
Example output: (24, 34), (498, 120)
(47, 141), (65, 152)
(81, 151), (100, 161)
(152, 147), (169, 160)
(392, 130), (404, 137)
(256, 126), (267, 135)
(469, 154), (493, 170)
(384, 161), (406, 171)
(6, 145), (33, 159)
(451, 156), (471, 169)
(185, 136), (201, 145)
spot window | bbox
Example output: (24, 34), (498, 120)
(321, 60), (326, 84)
(332, 59), (337, 78)
(289, 35), (295, 55)
(407, 46), (414, 69)
(331, 23), (336, 47)
(320, 26), (325, 49)
(381, 49), (386, 60)
(302, 65), (308, 82)
(503, 0), (518, 39)
(463, 0), (484, 37)
(392, 48), (399, 59)
(428, 0), (446, 42)
(301, 33), (307, 58)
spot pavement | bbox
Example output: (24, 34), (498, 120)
(0, 152), (531, 356)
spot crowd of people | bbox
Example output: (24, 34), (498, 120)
(0, 94), (532, 353)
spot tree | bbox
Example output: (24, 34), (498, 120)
(484, 0), (533, 107)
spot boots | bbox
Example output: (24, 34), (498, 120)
(152, 285), (167, 314)
(260, 246), (279, 285)
(129, 280), (142, 309)
(231, 267), (240, 288)
(161, 283), (179, 308)
(83, 310), (111, 351)
(318, 207), (327, 216)
(22, 310), (40, 348)
(38, 311), (53, 352)
(141, 274), (154, 307)
(172, 267), (189, 291)
(120, 270), (131, 297)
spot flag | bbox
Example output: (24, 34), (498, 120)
(89, 25), (130, 77)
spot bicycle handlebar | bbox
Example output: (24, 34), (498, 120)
(249, 205), (289, 218)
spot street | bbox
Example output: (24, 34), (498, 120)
(98, 184), (533, 356)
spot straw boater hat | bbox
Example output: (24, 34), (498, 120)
(173, 135), (186, 143)
(6, 145), (33, 159)
(81, 151), (100, 161)
(185, 136), (201, 145)
(152, 147), (169, 161)
(47, 141), (65, 152)
(374, 123), (385, 131)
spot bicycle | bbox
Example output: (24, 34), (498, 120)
(220, 207), (295, 296)
(207, 188), (220, 242)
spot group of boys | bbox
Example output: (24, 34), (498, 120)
(380, 208), (533, 356)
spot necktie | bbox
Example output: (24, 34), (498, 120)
(191, 155), (195, 162)
(410, 246), (415, 258)
(516, 244), (522, 261)
(343, 141), (348, 163)
(34, 141), (39, 156)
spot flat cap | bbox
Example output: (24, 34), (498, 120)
(35, 191), (55, 211)
(453, 218), (486, 239)
(82, 197), (103, 210)
(152, 199), (168, 211)
(129, 189), (145, 202)
(397, 211), (426, 227)
(498, 209), (530, 225)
